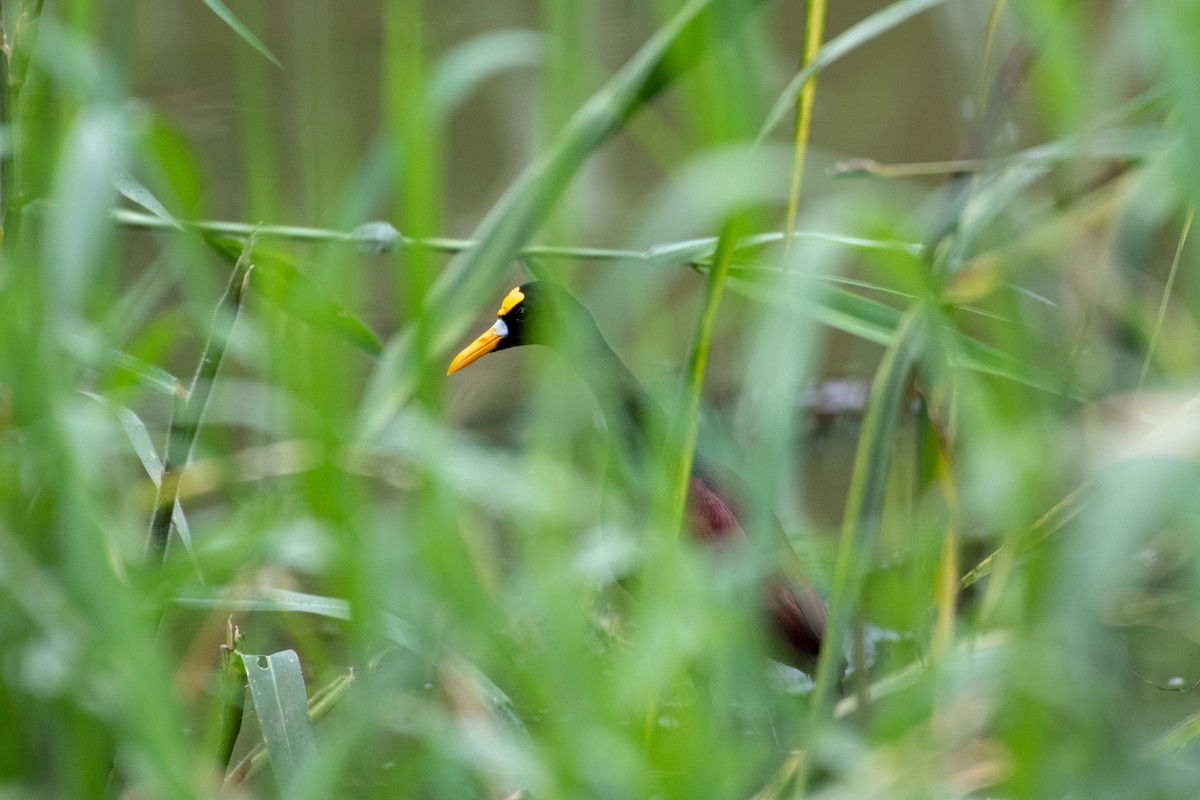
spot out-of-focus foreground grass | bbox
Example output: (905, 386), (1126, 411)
(2, 1), (1200, 797)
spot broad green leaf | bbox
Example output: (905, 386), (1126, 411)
(199, 0), (282, 68)
(240, 650), (316, 783)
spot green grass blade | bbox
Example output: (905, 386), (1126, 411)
(147, 236), (255, 571)
(809, 305), (928, 723)
(1139, 206), (1192, 387)
(240, 650), (317, 783)
(198, 0), (282, 68)
(114, 172), (183, 231)
(757, 0), (955, 144)
(206, 236), (384, 356)
(782, 0), (826, 254)
(728, 274), (1079, 397)
(426, 29), (544, 120)
(62, 334), (182, 396)
(667, 216), (744, 535)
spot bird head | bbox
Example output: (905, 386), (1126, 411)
(447, 282), (588, 375)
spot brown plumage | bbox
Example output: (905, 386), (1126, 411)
(448, 281), (834, 676)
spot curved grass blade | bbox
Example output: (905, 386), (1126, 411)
(82, 392), (201, 577)
(199, 0), (282, 68)
(646, 230), (925, 267)
(113, 171), (182, 231)
(727, 274), (1077, 397)
(667, 216), (744, 536)
(782, 0), (826, 254)
(206, 236), (383, 356)
(212, 619), (247, 774)
(427, 29), (544, 121)
(174, 587), (524, 734)
(62, 334), (182, 396)
(808, 305), (928, 726)
(147, 236), (255, 572)
(757, 0), (955, 144)
(239, 650), (317, 785)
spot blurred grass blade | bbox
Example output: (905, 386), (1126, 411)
(113, 171), (182, 231)
(174, 587), (417, 649)
(147, 235), (255, 571)
(667, 217), (744, 534)
(359, 0), (772, 437)
(213, 620), (247, 773)
(810, 305), (928, 722)
(82, 392), (163, 476)
(62, 334), (182, 395)
(206, 236), (383, 356)
(239, 650), (317, 783)
(427, 29), (543, 120)
(728, 274), (1076, 397)
(1145, 711), (1200, 759)
(45, 106), (128, 323)
(1139, 206), (1192, 387)
(757, 0), (953, 144)
(648, 230), (925, 266)
(782, 0), (826, 253)
(83, 392), (201, 576)
(960, 481), (1090, 591)
(175, 588), (523, 732)
(199, 0), (281, 68)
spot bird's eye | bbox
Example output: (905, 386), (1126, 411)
(513, 306), (529, 322)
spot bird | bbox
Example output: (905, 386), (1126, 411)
(447, 281), (833, 676)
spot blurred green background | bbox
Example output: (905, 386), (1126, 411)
(2, 0), (1200, 798)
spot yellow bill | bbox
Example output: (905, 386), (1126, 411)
(446, 287), (525, 375)
(446, 318), (508, 375)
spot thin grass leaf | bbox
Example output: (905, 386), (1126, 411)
(173, 587), (524, 733)
(808, 305), (929, 725)
(728, 274), (1079, 397)
(212, 619), (247, 774)
(1139, 206), (1192, 387)
(667, 216), (744, 535)
(173, 587), (416, 648)
(239, 650), (317, 782)
(829, 126), (1170, 179)
(113, 171), (182, 231)
(426, 29), (544, 121)
(82, 392), (201, 576)
(199, 0), (282, 68)
(147, 236), (255, 571)
(206, 236), (383, 356)
(757, 0), (955, 144)
(647, 230), (925, 267)
(45, 106), (128, 323)
(62, 334), (182, 396)
(782, 0), (826, 255)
